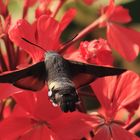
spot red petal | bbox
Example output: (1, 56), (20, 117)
(101, 1), (131, 25)
(113, 71), (140, 110)
(79, 39), (114, 65)
(111, 123), (140, 140)
(51, 112), (96, 140)
(93, 125), (111, 140)
(64, 49), (88, 63)
(0, 114), (58, 140)
(9, 19), (44, 62)
(96, 50), (113, 65)
(0, 83), (22, 100)
(107, 23), (140, 61)
(17, 49), (31, 66)
(0, 117), (33, 140)
(104, 0), (115, 19)
(13, 88), (62, 121)
(37, 15), (60, 51)
(33, 89), (62, 121)
(90, 75), (117, 113)
(18, 126), (58, 140)
(13, 91), (37, 115)
(65, 39), (114, 66)
(12, 105), (31, 117)
(110, 6), (132, 23)
(91, 71), (140, 117)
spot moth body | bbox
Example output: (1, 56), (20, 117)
(45, 51), (78, 112)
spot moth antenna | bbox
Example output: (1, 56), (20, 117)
(62, 34), (78, 46)
(58, 34), (78, 54)
(21, 37), (47, 52)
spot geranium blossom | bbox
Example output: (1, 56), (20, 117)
(0, 89), (96, 140)
(100, 0), (140, 61)
(89, 71), (140, 139)
(65, 38), (114, 65)
(9, 9), (76, 63)
(107, 23), (140, 61)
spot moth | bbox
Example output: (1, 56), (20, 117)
(0, 38), (126, 112)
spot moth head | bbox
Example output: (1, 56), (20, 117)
(48, 86), (79, 112)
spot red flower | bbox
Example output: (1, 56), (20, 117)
(9, 9), (76, 63)
(65, 38), (114, 65)
(89, 71), (140, 139)
(100, 0), (140, 61)
(0, 89), (95, 140)
(101, 0), (131, 25)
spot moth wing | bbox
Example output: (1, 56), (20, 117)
(0, 61), (47, 91)
(68, 60), (126, 88)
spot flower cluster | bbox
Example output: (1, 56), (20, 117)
(0, 0), (140, 139)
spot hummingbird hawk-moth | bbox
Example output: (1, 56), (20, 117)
(0, 39), (126, 112)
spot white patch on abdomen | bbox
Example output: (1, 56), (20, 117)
(48, 79), (74, 90)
